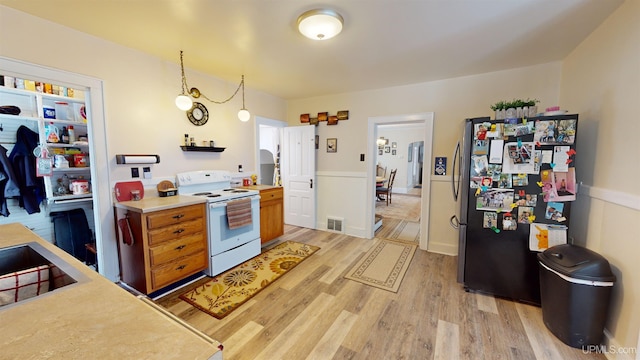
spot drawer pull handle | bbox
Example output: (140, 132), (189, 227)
(176, 265), (186, 270)
(172, 214), (185, 219)
(175, 245), (186, 250)
(173, 229), (185, 234)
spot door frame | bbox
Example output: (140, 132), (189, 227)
(366, 113), (434, 250)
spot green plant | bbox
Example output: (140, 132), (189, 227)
(524, 98), (540, 107)
(490, 101), (507, 111)
(491, 98), (539, 111)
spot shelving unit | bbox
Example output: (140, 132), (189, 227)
(0, 84), (91, 205)
(179, 145), (225, 152)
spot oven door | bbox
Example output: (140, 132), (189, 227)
(208, 195), (261, 256)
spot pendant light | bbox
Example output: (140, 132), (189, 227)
(175, 51), (250, 121)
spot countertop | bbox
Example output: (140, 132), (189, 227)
(239, 184), (282, 191)
(0, 223), (221, 359)
(114, 194), (206, 213)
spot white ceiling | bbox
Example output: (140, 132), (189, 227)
(0, 0), (623, 100)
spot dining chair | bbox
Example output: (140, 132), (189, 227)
(376, 164), (387, 178)
(376, 169), (397, 206)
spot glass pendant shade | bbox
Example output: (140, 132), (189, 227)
(175, 94), (193, 111)
(238, 109), (251, 122)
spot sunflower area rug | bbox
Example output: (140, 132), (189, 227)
(344, 238), (417, 293)
(180, 241), (319, 319)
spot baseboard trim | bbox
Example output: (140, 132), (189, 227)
(602, 329), (636, 360)
(427, 242), (457, 256)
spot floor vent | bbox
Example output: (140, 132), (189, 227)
(327, 217), (344, 233)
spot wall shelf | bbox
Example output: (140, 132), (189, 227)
(180, 145), (225, 152)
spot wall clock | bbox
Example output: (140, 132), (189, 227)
(186, 102), (209, 126)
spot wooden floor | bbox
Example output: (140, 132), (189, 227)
(156, 225), (606, 360)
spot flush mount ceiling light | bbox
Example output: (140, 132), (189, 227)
(297, 9), (344, 40)
(175, 50), (250, 122)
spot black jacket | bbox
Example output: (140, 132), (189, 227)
(0, 144), (21, 216)
(9, 126), (44, 214)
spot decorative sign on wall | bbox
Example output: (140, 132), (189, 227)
(300, 110), (349, 125)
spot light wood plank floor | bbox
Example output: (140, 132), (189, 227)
(156, 225), (606, 360)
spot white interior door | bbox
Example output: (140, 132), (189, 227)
(282, 126), (316, 228)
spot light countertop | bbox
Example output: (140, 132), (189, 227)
(114, 194), (206, 213)
(0, 223), (221, 359)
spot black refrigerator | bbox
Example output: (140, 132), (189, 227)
(450, 114), (579, 305)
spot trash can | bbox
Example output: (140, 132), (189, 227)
(538, 244), (616, 348)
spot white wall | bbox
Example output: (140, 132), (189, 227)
(0, 6), (287, 280)
(287, 63), (563, 253)
(559, 0), (639, 355)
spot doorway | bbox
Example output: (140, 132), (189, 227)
(367, 113), (434, 250)
(255, 116), (286, 186)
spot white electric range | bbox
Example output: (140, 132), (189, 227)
(176, 170), (261, 276)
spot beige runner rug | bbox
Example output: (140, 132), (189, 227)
(376, 218), (420, 243)
(390, 220), (420, 242)
(345, 238), (417, 293)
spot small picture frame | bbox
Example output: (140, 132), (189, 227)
(327, 138), (337, 153)
(300, 113), (310, 123)
(379, 149), (383, 155)
(392, 142), (397, 148)
(337, 110), (349, 120)
(385, 146), (390, 153)
(327, 115), (338, 125)
(318, 112), (328, 122)
(392, 149), (397, 155)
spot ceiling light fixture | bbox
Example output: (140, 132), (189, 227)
(175, 50), (251, 122)
(297, 9), (344, 41)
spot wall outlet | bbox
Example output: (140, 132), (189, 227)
(131, 167), (139, 178)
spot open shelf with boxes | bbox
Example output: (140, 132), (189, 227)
(0, 77), (91, 205)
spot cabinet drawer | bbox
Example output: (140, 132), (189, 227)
(147, 218), (204, 246)
(146, 204), (205, 230)
(149, 233), (206, 266)
(260, 188), (283, 201)
(151, 251), (208, 290)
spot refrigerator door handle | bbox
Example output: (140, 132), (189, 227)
(451, 141), (461, 201)
(450, 215), (459, 229)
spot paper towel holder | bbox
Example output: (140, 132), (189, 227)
(115, 154), (160, 164)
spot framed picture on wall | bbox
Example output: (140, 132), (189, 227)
(379, 149), (383, 155)
(392, 142), (397, 148)
(327, 138), (337, 153)
(385, 146), (390, 153)
(392, 149), (397, 155)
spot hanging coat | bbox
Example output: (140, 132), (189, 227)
(0, 144), (21, 217)
(8, 126), (44, 214)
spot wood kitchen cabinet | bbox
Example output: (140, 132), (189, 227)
(115, 201), (208, 294)
(242, 185), (284, 244)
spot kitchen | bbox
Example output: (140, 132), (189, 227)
(0, 1), (638, 359)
